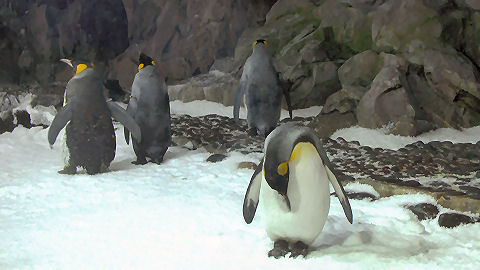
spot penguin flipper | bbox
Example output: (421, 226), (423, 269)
(233, 80), (245, 122)
(325, 166), (353, 224)
(48, 102), (72, 145)
(283, 88), (293, 119)
(107, 101), (142, 143)
(309, 131), (353, 223)
(123, 100), (136, 145)
(124, 127), (130, 145)
(243, 159), (263, 224)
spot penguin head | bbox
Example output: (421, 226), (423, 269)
(263, 123), (321, 211)
(252, 39), (268, 47)
(138, 53), (156, 71)
(60, 58), (94, 75)
(262, 124), (298, 210)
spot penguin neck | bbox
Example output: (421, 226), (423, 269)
(287, 142), (329, 212)
(253, 45), (269, 56)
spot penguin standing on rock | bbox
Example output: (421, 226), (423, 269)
(48, 59), (141, 175)
(124, 53), (171, 164)
(233, 39), (292, 137)
(242, 122), (353, 258)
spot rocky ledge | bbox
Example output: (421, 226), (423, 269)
(171, 114), (480, 223)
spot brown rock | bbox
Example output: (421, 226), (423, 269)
(238, 162), (258, 170)
(438, 212), (476, 228)
(308, 111), (357, 138)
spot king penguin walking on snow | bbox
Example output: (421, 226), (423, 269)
(124, 53), (171, 165)
(243, 122), (353, 258)
(233, 39), (292, 137)
(48, 59), (141, 175)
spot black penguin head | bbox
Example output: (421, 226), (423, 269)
(60, 58), (94, 75)
(252, 39), (268, 47)
(138, 53), (156, 71)
(263, 125), (296, 210)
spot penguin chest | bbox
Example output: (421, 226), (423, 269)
(260, 147), (331, 244)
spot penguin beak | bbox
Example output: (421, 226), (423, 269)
(60, 58), (73, 68)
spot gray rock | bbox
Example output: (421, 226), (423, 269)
(168, 71), (238, 106)
(206, 154), (228, 163)
(357, 66), (417, 136)
(406, 203), (439, 221)
(372, 0), (442, 52)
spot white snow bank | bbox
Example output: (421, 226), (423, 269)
(332, 125), (480, 150)
(0, 125), (479, 269)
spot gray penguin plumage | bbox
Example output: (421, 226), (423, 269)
(243, 122), (352, 258)
(234, 40), (292, 137)
(124, 53), (171, 164)
(48, 61), (141, 174)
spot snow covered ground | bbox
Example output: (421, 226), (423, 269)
(1, 101), (479, 269)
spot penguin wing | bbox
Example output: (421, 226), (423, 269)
(48, 102), (72, 145)
(325, 165), (353, 224)
(243, 159), (263, 224)
(277, 73), (293, 119)
(312, 137), (353, 224)
(107, 101), (142, 143)
(123, 97), (137, 145)
(233, 79), (246, 122)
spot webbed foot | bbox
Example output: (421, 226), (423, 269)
(289, 241), (309, 258)
(132, 157), (148, 165)
(268, 240), (289, 259)
(58, 165), (76, 175)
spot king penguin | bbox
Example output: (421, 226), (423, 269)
(242, 122), (353, 258)
(48, 59), (142, 175)
(124, 53), (171, 164)
(233, 39), (293, 137)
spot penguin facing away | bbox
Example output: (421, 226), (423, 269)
(124, 53), (171, 165)
(243, 122), (353, 258)
(48, 59), (141, 175)
(233, 39), (293, 137)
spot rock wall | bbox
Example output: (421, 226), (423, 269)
(1, 0), (480, 137)
(0, 0), (274, 95)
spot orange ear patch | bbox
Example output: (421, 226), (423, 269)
(75, 64), (87, 75)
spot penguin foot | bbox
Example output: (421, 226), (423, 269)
(132, 158), (148, 165)
(58, 165), (76, 175)
(247, 128), (258, 136)
(289, 241), (309, 258)
(150, 158), (163, 165)
(268, 240), (289, 259)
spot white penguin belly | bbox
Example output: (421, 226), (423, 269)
(260, 144), (330, 245)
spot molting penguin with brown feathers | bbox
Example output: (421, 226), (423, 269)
(48, 59), (141, 175)
(233, 39), (293, 137)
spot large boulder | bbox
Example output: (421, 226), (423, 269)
(168, 70), (238, 106)
(356, 66), (417, 136)
(372, 0), (442, 52)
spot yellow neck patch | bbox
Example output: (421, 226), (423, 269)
(277, 142), (315, 175)
(76, 64), (87, 75)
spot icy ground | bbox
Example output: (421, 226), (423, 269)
(1, 101), (480, 269)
